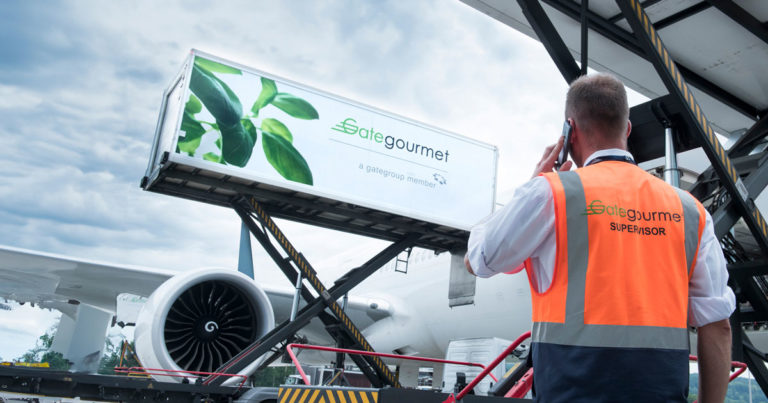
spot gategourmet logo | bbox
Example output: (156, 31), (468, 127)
(332, 117), (450, 163)
(583, 199), (682, 223)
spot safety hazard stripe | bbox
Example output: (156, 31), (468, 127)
(248, 197), (400, 387)
(278, 387), (378, 403)
(622, 0), (768, 241)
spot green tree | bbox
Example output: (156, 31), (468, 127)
(98, 338), (141, 375)
(251, 366), (296, 387)
(690, 373), (768, 402)
(16, 325), (70, 370)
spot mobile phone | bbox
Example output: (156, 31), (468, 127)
(555, 119), (572, 170)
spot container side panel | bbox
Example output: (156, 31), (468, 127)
(150, 52), (497, 231)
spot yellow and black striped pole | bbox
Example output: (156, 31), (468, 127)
(617, 0), (768, 255)
(247, 197), (401, 388)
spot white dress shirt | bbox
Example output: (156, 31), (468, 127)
(467, 149), (736, 327)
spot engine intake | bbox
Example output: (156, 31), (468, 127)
(135, 268), (274, 382)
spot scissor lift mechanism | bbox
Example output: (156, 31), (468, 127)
(201, 196), (425, 387)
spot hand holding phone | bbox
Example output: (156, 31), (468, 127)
(555, 119), (573, 170)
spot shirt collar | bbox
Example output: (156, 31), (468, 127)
(583, 148), (635, 167)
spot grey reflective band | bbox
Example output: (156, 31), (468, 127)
(532, 322), (690, 350)
(560, 172), (589, 326)
(533, 171), (689, 351)
(674, 188), (702, 276)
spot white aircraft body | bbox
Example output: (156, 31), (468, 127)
(0, 243), (532, 386)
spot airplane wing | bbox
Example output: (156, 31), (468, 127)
(0, 244), (390, 332)
(0, 245), (176, 313)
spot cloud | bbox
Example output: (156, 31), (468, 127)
(0, 302), (60, 360)
(0, 0), (579, 353)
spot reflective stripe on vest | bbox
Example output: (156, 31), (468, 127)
(531, 163), (705, 351)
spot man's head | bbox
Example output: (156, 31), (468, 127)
(565, 73), (631, 166)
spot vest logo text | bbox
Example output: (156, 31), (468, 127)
(583, 199), (682, 223)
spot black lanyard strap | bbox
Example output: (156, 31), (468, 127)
(586, 155), (636, 166)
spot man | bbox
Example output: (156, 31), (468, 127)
(465, 74), (735, 402)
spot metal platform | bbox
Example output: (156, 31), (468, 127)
(0, 366), (243, 402)
(142, 159), (468, 253)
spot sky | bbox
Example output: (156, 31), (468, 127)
(0, 0), (703, 363)
(0, 0), (582, 360)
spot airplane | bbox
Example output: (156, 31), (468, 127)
(0, 241), (532, 387)
(3, 1), (767, 398)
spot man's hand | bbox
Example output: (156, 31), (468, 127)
(532, 135), (573, 178)
(464, 254), (476, 276)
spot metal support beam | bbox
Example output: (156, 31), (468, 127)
(741, 331), (768, 394)
(518, 0), (581, 83)
(580, 0), (589, 75)
(739, 278), (768, 325)
(731, 309), (743, 361)
(205, 198), (420, 387)
(729, 113), (768, 158)
(664, 126), (680, 187)
(237, 221), (254, 278)
(617, 0), (768, 258)
(608, 0), (664, 23)
(543, 0), (760, 118)
(654, 2), (711, 31)
(289, 273), (302, 322)
(707, 0), (768, 46)
(737, 311), (768, 323)
(728, 261), (768, 278)
(712, 150), (768, 238)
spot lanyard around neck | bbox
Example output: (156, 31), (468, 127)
(586, 155), (636, 166)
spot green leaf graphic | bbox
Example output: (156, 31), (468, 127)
(242, 118), (258, 143)
(271, 93), (319, 120)
(203, 152), (224, 164)
(261, 118), (293, 142)
(178, 135), (202, 155)
(190, 64), (242, 126)
(219, 120), (255, 167)
(178, 94), (205, 155)
(180, 112), (205, 139)
(186, 93), (202, 114)
(214, 136), (222, 150)
(194, 57), (242, 75)
(262, 131), (313, 185)
(252, 78), (277, 115)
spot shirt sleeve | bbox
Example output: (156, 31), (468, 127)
(688, 209), (736, 327)
(466, 177), (555, 278)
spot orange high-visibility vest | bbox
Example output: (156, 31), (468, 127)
(525, 161), (705, 402)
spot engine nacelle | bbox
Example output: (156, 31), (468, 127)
(134, 268), (274, 383)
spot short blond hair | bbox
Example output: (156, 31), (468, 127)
(565, 74), (629, 141)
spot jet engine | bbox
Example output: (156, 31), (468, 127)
(134, 268), (274, 383)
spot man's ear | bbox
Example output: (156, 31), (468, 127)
(626, 120), (632, 139)
(568, 118), (576, 143)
